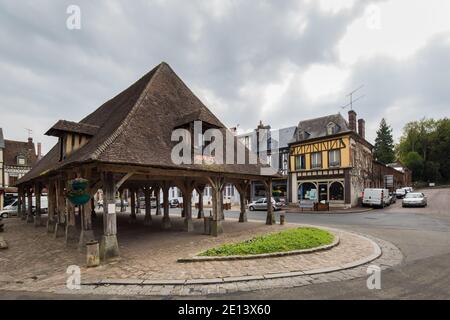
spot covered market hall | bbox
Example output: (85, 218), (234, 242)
(16, 62), (277, 260)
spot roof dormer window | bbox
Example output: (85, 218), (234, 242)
(17, 155), (26, 166)
(327, 122), (339, 135)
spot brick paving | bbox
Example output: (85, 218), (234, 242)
(0, 213), (402, 296)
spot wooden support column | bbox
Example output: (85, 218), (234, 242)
(144, 186), (152, 226)
(264, 178), (275, 225)
(54, 179), (66, 238)
(47, 181), (57, 233)
(129, 187), (137, 223)
(155, 187), (161, 216)
(65, 201), (78, 245)
(17, 186), (23, 219)
(34, 182), (43, 227)
(162, 182), (171, 229)
(235, 180), (250, 223)
(100, 172), (119, 260)
(20, 189), (27, 220)
(180, 181), (195, 232)
(79, 180), (96, 249)
(26, 186), (34, 223)
(208, 177), (225, 236)
(196, 185), (206, 219)
(119, 189), (125, 212)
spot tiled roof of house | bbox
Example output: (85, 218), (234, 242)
(292, 113), (351, 142)
(3, 139), (37, 167)
(18, 62), (269, 184)
(45, 120), (100, 137)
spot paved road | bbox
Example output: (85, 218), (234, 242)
(1, 188), (449, 300)
(217, 187), (450, 299)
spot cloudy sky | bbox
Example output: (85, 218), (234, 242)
(1, 0), (449, 153)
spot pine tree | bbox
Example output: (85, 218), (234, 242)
(374, 118), (396, 164)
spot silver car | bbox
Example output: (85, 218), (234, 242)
(248, 197), (283, 211)
(402, 192), (427, 208)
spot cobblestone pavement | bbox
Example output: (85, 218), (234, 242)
(0, 213), (402, 296)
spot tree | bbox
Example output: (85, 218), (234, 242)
(373, 118), (396, 164)
(404, 151), (424, 182)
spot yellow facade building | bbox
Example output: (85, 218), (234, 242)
(289, 111), (373, 208)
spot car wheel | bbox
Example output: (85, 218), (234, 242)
(249, 206), (255, 211)
(1, 212), (8, 218)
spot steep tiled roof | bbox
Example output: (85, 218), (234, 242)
(4, 139), (37, 167)
(18, 62), (269, 184)
(292, 113), (351, 142)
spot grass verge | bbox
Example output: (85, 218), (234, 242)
(199, 227), (334, 256)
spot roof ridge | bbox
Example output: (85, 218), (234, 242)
(90, 63), (164, 160)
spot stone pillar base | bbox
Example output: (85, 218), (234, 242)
(210, 220), (223, 237)
(79, 229), (95, 250)
(65, 224), (78, 245)
(100, 234), (119, 261)
(184, 218), (194, 232)
(144, 216), (152, 226)
(47, 219), (56, 233)
(162, 216), (171, 229)
(21, 213), (26, 221)
(26, 215), (34, 223)
(197, 210), (204, 219)
(239, 212), (248, 223)
(54, 223), (66, 238)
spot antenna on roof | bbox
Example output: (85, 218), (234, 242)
(341, 85), (365, 111)
(25, 128), (33, 138)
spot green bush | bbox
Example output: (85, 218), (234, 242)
(200, 227), (334, 256)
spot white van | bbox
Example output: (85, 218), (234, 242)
(362, 188), (390, 208)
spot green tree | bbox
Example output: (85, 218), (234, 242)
(404, 151), (424, 181)
(373, 118), (396, 164)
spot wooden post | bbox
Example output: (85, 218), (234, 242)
(47, 181), (57, 233)
(79, 187), (95, 249)
(144, 186), (152, 226)
(65, 200), (78, 245)
(196, 185), (205, 219)
(26, 186), (34, 223)
(17, 186), (23, 219)
(155, 187), (161, 216)
(264, 178), (275, 225)
(162, 182), (171, 229)
(130, 187), (137, 223)
(54, 179), (66, 238)
(34, 182), (43, 227)
(208, 177), (225, 236)
(20, 189), (27, 220)
(100, 172), (119, 260)
(235, 180), (250, 223)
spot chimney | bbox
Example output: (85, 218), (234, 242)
(358, 119), (366, 140)
(37, 142), (42, 159)
(28, 137), (33, 144)
(348, 110), (357, 132)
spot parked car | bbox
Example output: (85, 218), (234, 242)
(395, 188), (407, 199)
(0, 199), (18, 218)
(362, 188), (390, 208)
(403, 187), (414, 193)
(115, 199), (129, 208)
(169, 199), (180, 208)
(402, 192), (427, 208)
(0, 196), (48, 218)
(248, 197), (283, 211)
